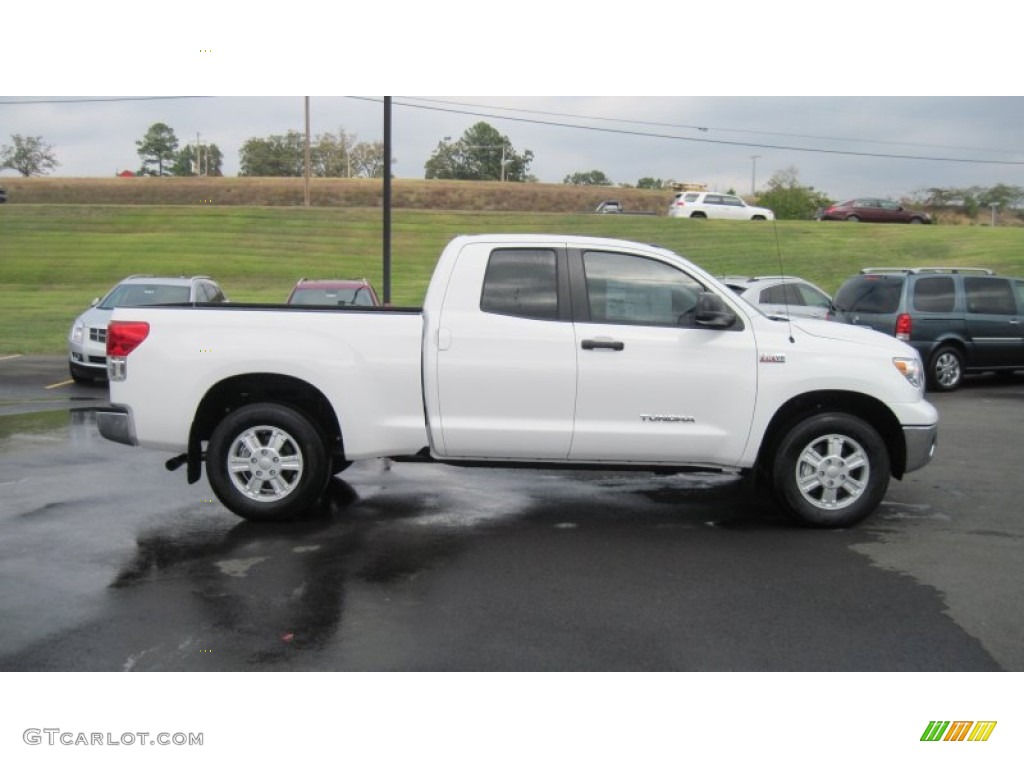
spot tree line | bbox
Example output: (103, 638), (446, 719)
(5, 124), (1024, 222)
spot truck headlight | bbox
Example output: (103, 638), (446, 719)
(893, 356), (923, 389)
(71, 320), (84, 344)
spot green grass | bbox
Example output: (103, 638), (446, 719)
(4, 204), (1024, 354)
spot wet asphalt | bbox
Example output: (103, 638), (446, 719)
(0, 355), (1021, 671)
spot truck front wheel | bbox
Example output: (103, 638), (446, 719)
(772, 413), (890, 528)
(206, 403), (331, 521)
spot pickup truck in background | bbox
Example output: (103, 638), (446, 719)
(97, 234), (938, 528)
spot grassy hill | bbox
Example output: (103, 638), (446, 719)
(3, 183), (1024, 354)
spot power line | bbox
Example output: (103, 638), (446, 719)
(400, 96), (1017, 157)
(0, 96), (212, 105)
(346, 96), (1024, 166)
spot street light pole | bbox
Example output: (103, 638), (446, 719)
(750, 155), (761, 196)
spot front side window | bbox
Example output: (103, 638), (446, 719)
(721, 196), (745, 207)
(583, 251), (702, 327)
(965, 277), (1017, 315)
(480, 248), (559, 320)
(913, 276), (955, 313)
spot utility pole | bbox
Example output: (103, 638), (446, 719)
(383, 96), (392, 305)
(303, 97), (311, 207)
(750, 155), (760, 196)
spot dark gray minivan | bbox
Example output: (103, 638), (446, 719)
(833, 268), (1024, 391)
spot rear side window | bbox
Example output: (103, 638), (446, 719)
(760, 284), (806, 306)
(912, 276), (955, 313)
(834, 277), (904, 313)
(480, 248), (559, 320)
(965, 277), (1017, 315)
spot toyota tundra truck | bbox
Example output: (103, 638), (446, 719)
(97, 234), (938, 528)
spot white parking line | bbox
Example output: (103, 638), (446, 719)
(0, 354), (24, 362)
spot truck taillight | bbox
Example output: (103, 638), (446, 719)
(107, 321), (149, 381)
(895, 313), (912, 341)
(107, 321), (150, 356)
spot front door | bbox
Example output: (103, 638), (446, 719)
(569, 249), (758, 466)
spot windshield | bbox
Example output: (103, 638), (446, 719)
(289, 286), (375, 306)
(99, 284), (192, 309)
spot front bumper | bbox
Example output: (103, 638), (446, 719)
(96, 407), (137, 446)
(903, 424), (938, 473)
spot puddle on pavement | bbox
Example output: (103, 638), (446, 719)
(0, 408), (100, 452)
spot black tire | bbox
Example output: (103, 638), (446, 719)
(909, 217), (924, 224)
(751, 215), (767, 221)
(772, 412), (890, 528)
(846, 214), (860, 222)
(690, 211), (707, 219)
(927, 345), (963, 391)
(206, 402), (331, 522)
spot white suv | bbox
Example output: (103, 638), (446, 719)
(668, 191), (774, 220)
(69, 275), (228, 383)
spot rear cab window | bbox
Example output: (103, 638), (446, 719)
(480, 248), (560, 320)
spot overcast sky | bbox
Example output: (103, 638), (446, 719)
(4, 8), (1023, 203)
(4, 95), (1022, 203)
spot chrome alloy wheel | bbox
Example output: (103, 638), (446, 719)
(933, 351), (962, 389)
(794, 433), (870, 510)
(226, 425), (305, 502)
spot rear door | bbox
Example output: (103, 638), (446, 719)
(963, 277), (1024, 367)
(568, 248), (757, 466)
(432, 243), (578, 459)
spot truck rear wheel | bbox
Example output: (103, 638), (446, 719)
(772, 412), (889, 528)
(206, 402), (331, 521)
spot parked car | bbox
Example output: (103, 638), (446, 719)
(68, 275), (228, 383)
(0, 187), (7, 203)
(818, 199), (931, 224)
(594, 200), (623, 214)
(833, 267), (1024, 391)
(722, 276), (834, 321)
(286, 278), (380, 307)
(668, 191), (774, 220)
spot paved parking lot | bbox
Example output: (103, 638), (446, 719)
(0, 355), (1021, 671)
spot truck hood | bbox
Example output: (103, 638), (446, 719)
(786, 316), (913, 354)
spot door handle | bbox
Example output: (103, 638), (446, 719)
(581, 339), (625, 351)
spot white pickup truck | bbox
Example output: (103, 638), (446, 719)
(97, 234), (938, 528)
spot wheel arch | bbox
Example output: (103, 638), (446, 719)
(757, 390), (907, 480)
(187, 374), (343, 482)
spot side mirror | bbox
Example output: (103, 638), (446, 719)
(695, 292), (738, 329)
(90, 297), (100, 307)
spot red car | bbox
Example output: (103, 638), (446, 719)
(286, 278), (381, 306)
(818, 198), (932, 224)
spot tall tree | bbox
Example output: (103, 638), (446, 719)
(171, 142), (224, 176)
(757, 166), (832, 220)
(311, 129), (358, 177)
(238, 131), (305, 176)
(1, 134), (59, 176)
(136, 123), (179, 176)
(424, 122), (533, 181)
(563, 170), (613, 186)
